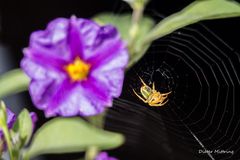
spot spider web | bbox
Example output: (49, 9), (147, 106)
(99, 2), (240, 159)
(103, 13), (240, 160)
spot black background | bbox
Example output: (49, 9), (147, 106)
(0, 0), (240, 160)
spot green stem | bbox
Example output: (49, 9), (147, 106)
(128, 6), (144, 56)
(22, 152), (29, 160)
(84, 146), (98, 160)
(84, 110), (107, 160)
(129, 6), (143, 39)
(2, 127), (14, 160)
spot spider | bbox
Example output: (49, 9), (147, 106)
(132, 77), (171, 107)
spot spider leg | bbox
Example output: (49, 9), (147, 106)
(133, 89), (148, 103)
(161, 91), (172, 96)
(139, 76), (148, 86)
(149, 99), (169, 107)
(152, 82), (155, 91)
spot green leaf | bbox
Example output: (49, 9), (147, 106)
(93, 13), (154, 45)
(93, 13), (155, 68)
(144, 0), (240, 43)
(24, 118), (124, 158)
(86, 110), (106, 128)
(12, 109), (33, 146)
(127, 43), (150, 68)
(0, 69), (29, 99)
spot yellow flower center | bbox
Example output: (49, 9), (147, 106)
(64, 57), (91, 82)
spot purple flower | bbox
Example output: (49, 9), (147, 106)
(0, 108), (16, 138)
(30, 112), (38, 129)
(95, 152), (118, 160)
(21, 16), (128, 117)
(0, 109), (37, 138)
(0, 108), (37, 152)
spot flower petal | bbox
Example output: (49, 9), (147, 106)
(85, 25), (124, 66)
(68, 18), (101, 60)
(44, 79), (77, 117)
(29, 18), (72, 62)
(90, 45), (128, 97)
(23, 48), (68, 72)
(82, 77), (112, 107)
(0, 109), (16, 139)
(91, 68), (125, 98)
(45, 83), (106, 117)
(22, 56), (65, 79)
(95, 152), (118, 160)
(30, 112), (38, 129)
(68, 16), (84, 59)
(26, 62), (66, 111)
(78, 20), (100, 48)
(6, 109), (16, 129)
(57, 85), (104, 116)
(29, 80), (57, 110)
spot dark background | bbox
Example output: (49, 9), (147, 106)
(0, 0), (240, 160)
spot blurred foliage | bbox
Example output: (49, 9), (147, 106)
(144, 0), (240, 44)
(24, 118), (124, 159)
(93, 13), (155, 68)
(12, 109), (33, 147)
(0, 69), (29, 99)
